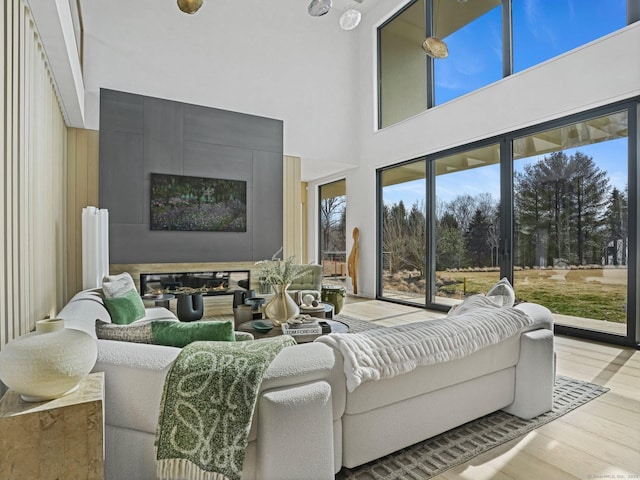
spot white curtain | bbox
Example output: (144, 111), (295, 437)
(82, 207), (109, 289)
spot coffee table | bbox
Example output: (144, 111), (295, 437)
(237, 319), (348, 343)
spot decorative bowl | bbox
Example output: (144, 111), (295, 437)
(245, 297), (266, 311)
(251, 320), (273, 333)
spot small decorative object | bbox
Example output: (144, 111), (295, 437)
(321, 285), (347, 314)
(286, 314), (315, 326)
(264, 284), (299, 327)
(255, 248), (312, 326)
(250, 320), (273, 333)
(245, 297), (266, 311)
(0, 318), (97, 402)
(176, 293), (204, 322)
(302, 294), (315, 307)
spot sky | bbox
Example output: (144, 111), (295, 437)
(383, 0), (628, 208)
(384, 138), (628, 208)
(435, 0), (627, 105)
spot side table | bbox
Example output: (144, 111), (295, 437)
(142, 293), (175, 309)
(300, 301), (334, 319)
(0, 372), (105, 479)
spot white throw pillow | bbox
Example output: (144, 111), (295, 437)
(102, 272), (136, 299)
(447, 294), (501, 317)
(486, 277), (516, 308)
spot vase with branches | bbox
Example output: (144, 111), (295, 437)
(255, 248), (310, 326)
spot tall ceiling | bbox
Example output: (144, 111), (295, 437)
(78, 0), (382, 181)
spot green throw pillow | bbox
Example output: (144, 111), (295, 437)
(103, 288), (146, 325)
(151, 320), (235, 347)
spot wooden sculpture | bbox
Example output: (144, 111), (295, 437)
(347, 227), (360, 294)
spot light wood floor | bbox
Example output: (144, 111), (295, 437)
(340, 296), (640, 480)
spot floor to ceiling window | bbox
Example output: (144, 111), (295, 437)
(432, 143), (502, 307)
(513, 110), (630, 337)
(378, 0), (633, 129)
(379, 160), (427, 304)
(319, 180), (347, 287)
(377, 101), (638, 346)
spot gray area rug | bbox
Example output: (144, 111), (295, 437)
(332, 316), (609, 479)
(335, 376), (608, 479)
(334, 314), (384, 333)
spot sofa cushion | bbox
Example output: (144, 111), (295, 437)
(96, 319), (236, 347)
(150, 320), (235, 347)
(103, 288), (146, 325)
(447, 294), (501, 317)
(96, 320), (155, 343)
(486, 277), (516, 307)
(102, 272), (137, 298)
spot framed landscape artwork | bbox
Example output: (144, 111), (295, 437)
(150, 173), (247, 232)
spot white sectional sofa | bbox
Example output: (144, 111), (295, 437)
(59, 289), (554, 479)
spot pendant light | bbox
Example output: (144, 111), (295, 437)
(308, 0), (332, 17)
(422, 0), (448, 58)
(339, 9), (362, 30)
(177, 0), (204, 14)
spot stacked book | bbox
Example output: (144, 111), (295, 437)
(281, 320), (322, 337)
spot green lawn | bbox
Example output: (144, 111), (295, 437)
(436, 269), (627, 323)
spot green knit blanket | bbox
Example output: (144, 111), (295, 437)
(155, 336), (296, 480)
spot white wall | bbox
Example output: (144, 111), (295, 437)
(80, 0), (360, 181)
(308, 4), (640, 299)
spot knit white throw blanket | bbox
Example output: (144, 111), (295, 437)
(317, 307), (534, 392)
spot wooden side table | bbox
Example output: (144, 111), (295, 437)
(0, 372), (105, 480)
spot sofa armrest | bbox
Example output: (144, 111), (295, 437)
(257, 381), (334, 479)
(515, 302), (553, 330)
(94, 339), (180, 433)
(261, 342), (345, 419)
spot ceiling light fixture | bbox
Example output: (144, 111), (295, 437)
(177, 0), (204, 14)
(422, 0), (448, 58)
(339, 9), (362, 30)
(422, 37), (448, 58)
(308, 0), (332, 17)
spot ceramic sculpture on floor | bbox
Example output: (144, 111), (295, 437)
(348, 227), (360, 294)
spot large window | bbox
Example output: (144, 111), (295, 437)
(433, 0), (502, 106)
(433, 144), (501, 306)
(378, 0), (632, 128)
(379, 0), (427, 129)
(377, 101), (638, 347)
(513, 0), (627, 73)
(513, 111), (629, 336)
(319, 180), (347, 286)
(379, 161), (427, 303)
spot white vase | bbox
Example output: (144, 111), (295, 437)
(264, 284), (299, 327)
(0, 318), (97, 402)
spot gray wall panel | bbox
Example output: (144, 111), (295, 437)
(100, 89), (283, 264)
(183, 104), (283, 154)
(99, 130), (144, 224)
(252, 150), (283, 260)
(182, 141), (253, 179)
(100, 89), (143, 134)
(110, 225), (253, 264)
(144, 97), (184, 174)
